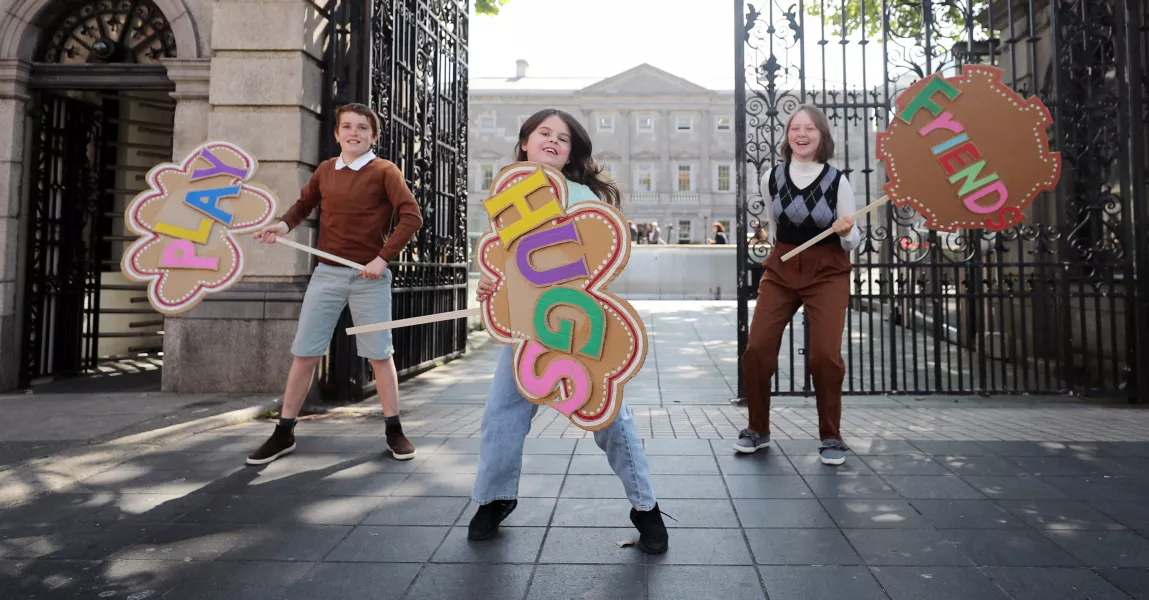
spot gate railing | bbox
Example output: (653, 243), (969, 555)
(734, 0), (1147, 399)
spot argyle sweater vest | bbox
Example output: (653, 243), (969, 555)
(768, 162), (844, 248)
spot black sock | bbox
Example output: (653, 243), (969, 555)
(384, 415), (401, 426)
(279, 417), (297, 430)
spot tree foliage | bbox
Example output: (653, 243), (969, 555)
(476, 0), (510, 16)
(803, 0), (976, 42)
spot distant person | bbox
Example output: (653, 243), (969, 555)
(710, 222), (729, 244)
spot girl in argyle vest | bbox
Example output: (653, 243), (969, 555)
(734, 104), (861, 466)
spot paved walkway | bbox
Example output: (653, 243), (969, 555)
(1, 301), (1147, 599)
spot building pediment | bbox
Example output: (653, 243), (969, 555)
(579, 63), (711, 96)
(630, 150), (660, 160)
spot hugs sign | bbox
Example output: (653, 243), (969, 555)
(877, 65), (1061, 232)
(121, 141), (278, 314)
(477, 163), (647, 431)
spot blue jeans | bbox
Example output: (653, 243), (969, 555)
(472, 345), (657, 511)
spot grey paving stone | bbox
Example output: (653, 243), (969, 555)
(284, 495), (386, 525)
(158, 560), (309, 600)
(944, 529), (1083, 567)
(869, 566), (1010, 599)
(843, 529), (971, 566)
(19, 524), (158, 560)
(997, 500), (1128, 531)
(518, 475), (565, 497)
(1010, 456), (1111, 477)
(734, 499), (836, 528)
(397, 564), (533, 600)
(550, 498), (635, 527)
(935, 455), (1031, 477)
(644, 439), (717, 455)
(561, 475), (630, 498)
(861, 454), (952, 476)
(1089, 499), (1149, 531)
(820, 499), (933, 529)
(909, 441), (996, 456)
(789, 455), (878, 476)
(715, 453), (798, 475)
(0, 493), (110, 523)
(648, 475), (728, 499)
(567, 455), (618, 474)
(1043, 531), (1149, 568)
(648, 565), (766, 600)
(724, 475), (813, 499)
(656, 499), (741, 528)
(87, 559), (198, 600)
(436, 438), (483, 454)
(282, 563), (420, 600)
(0, 559), (103, 599)
(112, 523), (246, 561)
(0, 524), (52, 559)
(527, 564), (645, 600)
(324, 526), (449, 562)
(414, 454), (481, 473)
(362, 496), (470, 526)
(521, 439), (577, 454)
(459, 497), (557, 527)
(802, 475), (900, 499)
(745, 527), (862, 565)
(80, 492), (212, 524)
(907, 500), (1028, 529)
(959, 475), (1074, 500)
(1094, 568), (1149, 599)
(431, 526), (545, 563)
(1041, 475), (1149, 505)
(304, 472), (411, 496)
(219, 526), (351, 562)
(538, 528), (645, 564)
(519, 454), (571, 474)
(643, 528), (752, 565)
(881, 476), (987, 500)
(758, 565), (889, 600)
(392, 473), (476, 497)
(981, 566), (1131, 600)
(844, 440), (924, 455)
(646, 455), (721, 475)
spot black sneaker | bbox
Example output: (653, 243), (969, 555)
(245, 424), (296, 465)
(629, 503), (669, 554)
(386, 423), (416, 460)
(467, 499), (517, 540)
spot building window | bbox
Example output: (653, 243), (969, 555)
(480, 163), (494, 191)
(478, 115), (496, 131)
(597, 116), (614, 132)
(636, 164), (653, 191)
(678, 220), (692, 242)
(599, 161), (614, 182)
(716, 164), (731, 192)
(676, 116), (693, 131)
(677, 165), (692, 192)
(637, 116), (653, 132)
(716, 116), (732, 131)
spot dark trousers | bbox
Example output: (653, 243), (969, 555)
(741, 242), (851, 441)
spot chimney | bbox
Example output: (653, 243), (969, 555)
(515, 59), (529, 80)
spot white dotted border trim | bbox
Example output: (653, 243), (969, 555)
(878, 67), (1060, 231)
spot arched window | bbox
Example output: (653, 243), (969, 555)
(37, 0), (177, 64)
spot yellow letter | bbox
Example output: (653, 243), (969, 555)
(482, 168), (564, 246)
(156, 218), (214, 244)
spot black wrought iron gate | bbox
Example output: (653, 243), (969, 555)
(316, 0), (470, 401)
(735, 0), (1147, 399)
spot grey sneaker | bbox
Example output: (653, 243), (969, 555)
(733, 429), (771, 453)
(819, 439), (848, 465)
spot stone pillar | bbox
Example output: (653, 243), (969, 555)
(162, 58), (211, 160)
(161, 0), (325, 393)
(0, 59), (29, 391)
(700, 109), (712, 192)
(659, 110), (671, 193)
(620, 109), (631, 194)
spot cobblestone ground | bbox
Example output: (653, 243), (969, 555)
(1, 302), (1147, 599)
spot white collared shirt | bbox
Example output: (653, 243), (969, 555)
(335, 150), (377, 171)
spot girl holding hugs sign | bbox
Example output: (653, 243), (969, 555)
(469, 109), (669, 555)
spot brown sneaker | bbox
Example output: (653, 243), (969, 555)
(386, 423), (416, 460)
(246, 424), (296, 465)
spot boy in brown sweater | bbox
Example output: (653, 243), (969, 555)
(245, 103), (423, 465)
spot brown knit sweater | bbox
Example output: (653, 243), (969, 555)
(279, 157), (423, 265)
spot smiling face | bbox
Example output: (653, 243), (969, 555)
(520, 115), (572, 169)
(787, 109), (821, 162)
(335, 111), (379, 159)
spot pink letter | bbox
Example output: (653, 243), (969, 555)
(961, 181), (1009, 214)
(160, 239), (219, 269)
(918, 111), (965, 136)
(517, 340), (592, 416)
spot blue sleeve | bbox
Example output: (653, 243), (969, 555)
(566, 181), (600, 204)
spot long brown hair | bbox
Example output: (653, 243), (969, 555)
(515, 109), (621, 207)
(779, 104), (835, 163)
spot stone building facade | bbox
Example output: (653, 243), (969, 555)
(0, 0), (332, 392)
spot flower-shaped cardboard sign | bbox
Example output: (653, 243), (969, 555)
(477, 162), (647, 431)
(121, 141), (278, 315)
(876, 65), (1061, 232)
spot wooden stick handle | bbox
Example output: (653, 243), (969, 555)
(780, 195), (891, 262)
(273, 236), (367, 271)
(346, 307), (482, 335)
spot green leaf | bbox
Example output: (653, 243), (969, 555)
(476, 0), (510, 16)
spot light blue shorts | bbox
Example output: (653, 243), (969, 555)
(291, 262), (394, 360)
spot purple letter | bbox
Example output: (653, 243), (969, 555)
(191, 148), (249, 181)
(515, 223), (590, 286)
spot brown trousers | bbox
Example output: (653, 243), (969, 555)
(742, 242), (851, 441)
